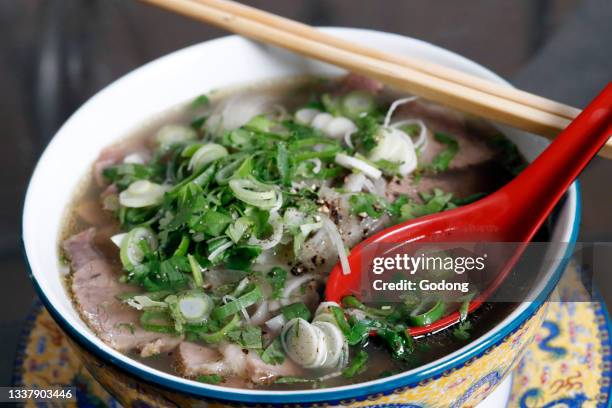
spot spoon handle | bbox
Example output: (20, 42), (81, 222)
(496, 83), (612, 242)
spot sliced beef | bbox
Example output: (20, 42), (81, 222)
(64, 228), (182, 356)
(246, 351), (300, 384)
(75, 199), (112, 226)
(392, 100), (500, 171)
(387, 161), (512, 202)
(175, 342), (299, 385)
(63, 228), (101, 270)
(336, 73), (383, 94)
(175, 342), (244, 378)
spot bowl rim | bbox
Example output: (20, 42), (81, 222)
(22, 27), (581, 404)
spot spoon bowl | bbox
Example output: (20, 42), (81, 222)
(326, 83), (612, 336)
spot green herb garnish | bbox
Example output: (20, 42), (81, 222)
(429, 132), (458, 172)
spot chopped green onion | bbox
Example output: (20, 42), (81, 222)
(245, 115), (275, 132)
(173, 235), (190, 257)
(120, 227), (158, 269)
(199, 313), (241, 344)
(214, 153), (249, 184)
(342, 350), (368, 378)
(408, 300), (445, 327)
(340, 91), (375, 119)
(321, 93), (341, 115)
(187, 254), (204, 287)
(181, 143), (203, 158)
(188, 143), (228, 171)
(124, 295), (168, 310)
(229, 178), (280, 209)
(211, 285), (263, 321)
(156, 124), (197, 149)
(169, 290), (213, 331)
(342, 295), (365, 310)
(330, 306), (351, 336)
(140, 310), (176, 333)
(119, 180), (169, 208)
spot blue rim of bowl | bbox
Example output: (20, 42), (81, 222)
(21, 181), (581, 405)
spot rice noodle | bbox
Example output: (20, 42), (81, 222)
(372, 177), (387, 196)
(344, 173), (377, 195)
(321, 216), (351, 275)
(383, 96), (418, 127)
(362, 177), (376, 194)
(265, 313), (286, 332)
(344, 173), (366, 192)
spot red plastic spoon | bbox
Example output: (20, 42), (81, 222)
(326, 83), (612, 336)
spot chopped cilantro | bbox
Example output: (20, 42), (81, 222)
(349, 193), (389, 218)
(267, 267), (288, 300)
(197, 374), (223, 384)
(429, 132), (458, 172)
(261, 338), (285, 365)
(281, 302), (312, 321)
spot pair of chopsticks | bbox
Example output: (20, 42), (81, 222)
(142, 0), (612, 159)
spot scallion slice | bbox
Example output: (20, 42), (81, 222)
(177, 290), (213, 323)
(211, 285), (263, 321)
(199, 313), (241, 344)
(188, 143), (228, 172)
(187, 254), (204, 287)
(140, 310), (176, 333)
(120, 226), (158, 269)
(408, 300), (445, 327)
(229, 178), (281, 209)
(119, 180), (169, 208)
(340, 91), (375, 119)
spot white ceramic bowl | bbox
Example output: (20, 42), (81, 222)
(22, 28), (579, 407)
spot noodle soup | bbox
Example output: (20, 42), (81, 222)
(61, 74), (526, 390)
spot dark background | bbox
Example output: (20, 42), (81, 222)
(1, 0), (610, 386)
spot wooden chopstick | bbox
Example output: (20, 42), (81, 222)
(195, 0), (580, 122)
(142, 0), (612, 159)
